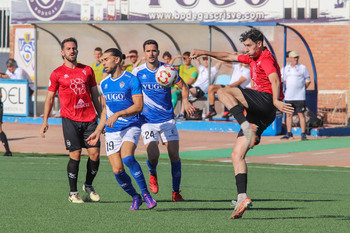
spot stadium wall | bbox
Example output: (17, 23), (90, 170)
(8, 23), (350, 120)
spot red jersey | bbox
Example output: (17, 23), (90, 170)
(48, 63), (97, 122)
(238, 49), (284, 100)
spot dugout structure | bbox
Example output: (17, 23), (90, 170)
(28, 21), (319, 120)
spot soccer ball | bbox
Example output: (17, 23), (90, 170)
(155, 65), (178, 87)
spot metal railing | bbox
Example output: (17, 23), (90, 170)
(0, 7), (10, 53)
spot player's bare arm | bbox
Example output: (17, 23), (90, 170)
(190, 49), (241, 62)
(105, 95), (143, 128)
(40, 91), (56, 138)
(91, 86), (102, 117)
(268, 72), (294, 114)
(177, 80), (196, 116)
(86, 101), (107, 146)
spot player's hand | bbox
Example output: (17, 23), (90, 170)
(40, 123), (48, 138)
(86, 131), (100, 146)
(190, 49), (202, 59)
(106, 114), (119, 128)
(274, 100), (294, 114)
(183, 100), (196, 116)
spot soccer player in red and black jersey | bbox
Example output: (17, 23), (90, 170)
(40, 37), (102, 203)
(191, 28), (294, 219)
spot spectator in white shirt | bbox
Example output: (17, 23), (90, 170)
(280, 51), (311, 141)
(0, 59), (34, 96)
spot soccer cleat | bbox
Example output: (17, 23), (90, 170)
(280, 132), (293, 140)
(3, 151), (12, 157)
(301, 133), (307, 141)
(149, 174), (159, 194)
(242, 123), (258, 149)
(83, 183), (100, 202)
(205, 110), (217, 119)
(188, 95), (197, 103)
(222, 111), (232, 118)
(172, 191), (185, 202)
(229, 197), (252, 219)
(129, 195), (143, 210)
(143, 194), (157, 209)
(175, 113), (186, 121)
(68, 193), (84, 203)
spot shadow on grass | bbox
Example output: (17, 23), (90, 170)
(155, 207), (301, 212)
(246, 215), (350, 220)
(8, 136), (37, 141)
(253, 198), (336, 202)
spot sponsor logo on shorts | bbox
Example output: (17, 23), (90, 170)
(66, 139), (71, 148)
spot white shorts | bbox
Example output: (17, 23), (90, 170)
(104, 127), (141, 156)
(141, 119), (179, 145)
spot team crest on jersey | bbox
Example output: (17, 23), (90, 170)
(142, 74), (147, 79)
(18, 33), (35, 66)
(120, 81), (125, 89)
(104, 83), (108, 89)
(64, 74), (69, 79)
(82, 70), (86, 75)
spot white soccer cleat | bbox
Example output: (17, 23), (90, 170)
(68, 193), (84, 203)
(83, 183), (100, 202)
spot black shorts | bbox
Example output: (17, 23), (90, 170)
(194, 87), (205, 98)
(62, 117), (100, 152)
(237, 87), (276, 145)
(0, 101), (3, 124)
(285, 100), (306, 113)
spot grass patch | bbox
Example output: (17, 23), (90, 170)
(1, 153), (350, 232)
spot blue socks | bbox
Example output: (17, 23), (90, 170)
(146, 159), (158, 176)
(123, 156), (149, 196)
(114, 170), (138, 198)
(171, 159), (181, 191)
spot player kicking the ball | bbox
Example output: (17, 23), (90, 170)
(191, 29), (294, 219)
(132, 40), (195, 201)
(87, 48), (156, 210)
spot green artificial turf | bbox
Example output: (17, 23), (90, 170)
(1, 153), (350, 232)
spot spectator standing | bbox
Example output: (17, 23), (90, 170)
(170, 52), (198, 113)
(124, 50), (142, 73)
(280, 50), (311, 140)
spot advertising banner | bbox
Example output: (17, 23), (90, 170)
(0, 79), (29, 116)
(14, 28), (36, 83)
(11, 0), (349, 25)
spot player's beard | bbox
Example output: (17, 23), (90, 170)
(64, 54), (77, 63)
